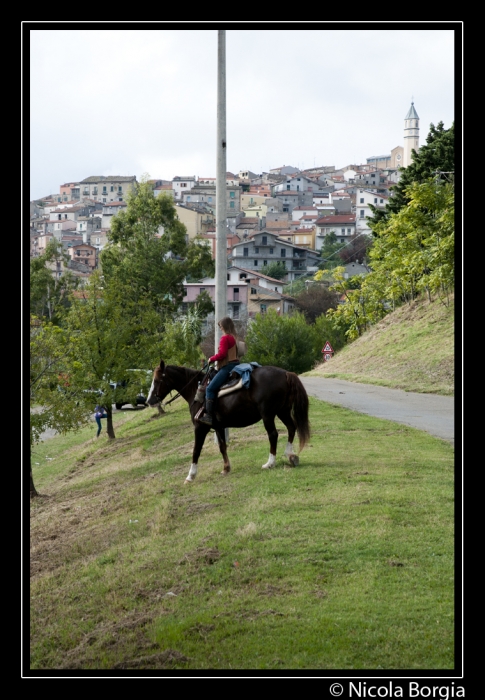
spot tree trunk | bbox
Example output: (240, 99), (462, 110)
(106, 406), (116, 439)
(30, 463), (38, 498)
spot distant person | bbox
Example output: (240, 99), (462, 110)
(95, 405), (107, 437)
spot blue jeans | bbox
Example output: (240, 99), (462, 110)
(96, 415), (106, 436)
(206, 362), (239, 400)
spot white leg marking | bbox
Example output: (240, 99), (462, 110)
(185, 463), (198, 482)
(262, 453), (276, 469)
(284, 441), (295, 457)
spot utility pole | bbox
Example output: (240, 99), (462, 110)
(215, 29), (227, 349)
(215, 29), (229, 444)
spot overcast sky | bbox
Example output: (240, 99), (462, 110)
(27, 24), (459, 202)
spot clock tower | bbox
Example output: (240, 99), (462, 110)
(403, 101), (420, 168)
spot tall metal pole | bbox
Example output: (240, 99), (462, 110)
(215, 29), (227, 351)
(215, 30), (228, 444)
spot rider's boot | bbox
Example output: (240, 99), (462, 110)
(199, 398), (215, 426)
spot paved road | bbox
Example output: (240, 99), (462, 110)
(300, 377), (454, 445)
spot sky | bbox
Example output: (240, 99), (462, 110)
(26, 24), (459, 202)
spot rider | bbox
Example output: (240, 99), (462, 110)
(199, 316), (239, 427)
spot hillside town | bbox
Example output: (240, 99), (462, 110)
(29, 103), (421, 322)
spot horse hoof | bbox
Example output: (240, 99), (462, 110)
(289, 455), (299, 467)
(261, 464), (273, 469)
(184, 478), (194, 484)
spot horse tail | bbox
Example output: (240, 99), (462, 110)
(286, 372), (311, 452)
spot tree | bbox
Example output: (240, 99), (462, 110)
(317, 232), (347, 270)
(29, 318), (92, 496)
(367, 121), (454, 231)
(102, 176), (214, 319)
(244, 309), (320, 374)
(293, 284), (340, 323)
(368, 178), (454, 305)
(49, 271), (164, 440)
(30, 240), (80, 324)
(337, 233), (373, 265)
(264, 260), (288, 280)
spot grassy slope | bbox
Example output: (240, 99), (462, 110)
(28, 292), (457, 672)
(304, 293), (455, 396)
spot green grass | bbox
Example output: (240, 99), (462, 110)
(29, 396), (455, 672)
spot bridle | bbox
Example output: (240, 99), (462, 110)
(152, 364), (210, 408)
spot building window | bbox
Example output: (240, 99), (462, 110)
(243, 248), (248, 257)
(260, 304), (267, 313)
(255, 247), (259, 254)
(103, 198), (106, 203)
(254, 260), (258, 266)
(251, 287), (257, 295)
(347, 228), (351, 234)
(187, 196), (190, 202)
(263, 260), (267, 266)
(360, 210), (365, 218)
(269, 247), (273, 254)
(111, 186), (114, 192)
(341, 229), (345, 234)
(230, 191), (235, 198)
(281, 249), (286, 257)
(208, 197), (212, 202)
(103, 187), (107, 194)
(360, 198), (364, 203)
(233, 288), (239, 301)
(262, 236), (267, 245)
(374, 198), (378, 203)
(230, 201), (235, 208)
(233, 306), (239, 319)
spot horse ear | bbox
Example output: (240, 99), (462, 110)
(159, 360), (165, 371)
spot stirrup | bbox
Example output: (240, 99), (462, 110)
(198, 412), (212, 426)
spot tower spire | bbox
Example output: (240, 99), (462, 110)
(403, 101), (420, 168)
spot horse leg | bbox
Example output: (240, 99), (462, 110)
(261, 416), (279, 469)
(277, 409), (299, 467)
(215, 428), (231, 474)
(185, 426), (209, 483)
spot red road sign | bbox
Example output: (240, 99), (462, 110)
(323, 353), (332, 362)
(322, 341), (334, 354)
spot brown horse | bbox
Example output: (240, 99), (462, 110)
(147, 360), (311, 483)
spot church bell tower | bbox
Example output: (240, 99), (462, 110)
(403, 101), (420, 168)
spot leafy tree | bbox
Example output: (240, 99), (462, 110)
(30, 240), (80, 324)
(337, 233), (373, 265)
(29, 318), (92, 496)
(293, 284), (340, 323)
(369, 178), (454, 304)
(244, 309), (320, 373)
(102, 176), (214, 319)
(368, 121), (454, 231)
(263, 260), (288, 280)
(317, 232), (347, 270)
(57, 271), (165, 439)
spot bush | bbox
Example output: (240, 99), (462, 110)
(244, 310), (319, 374)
